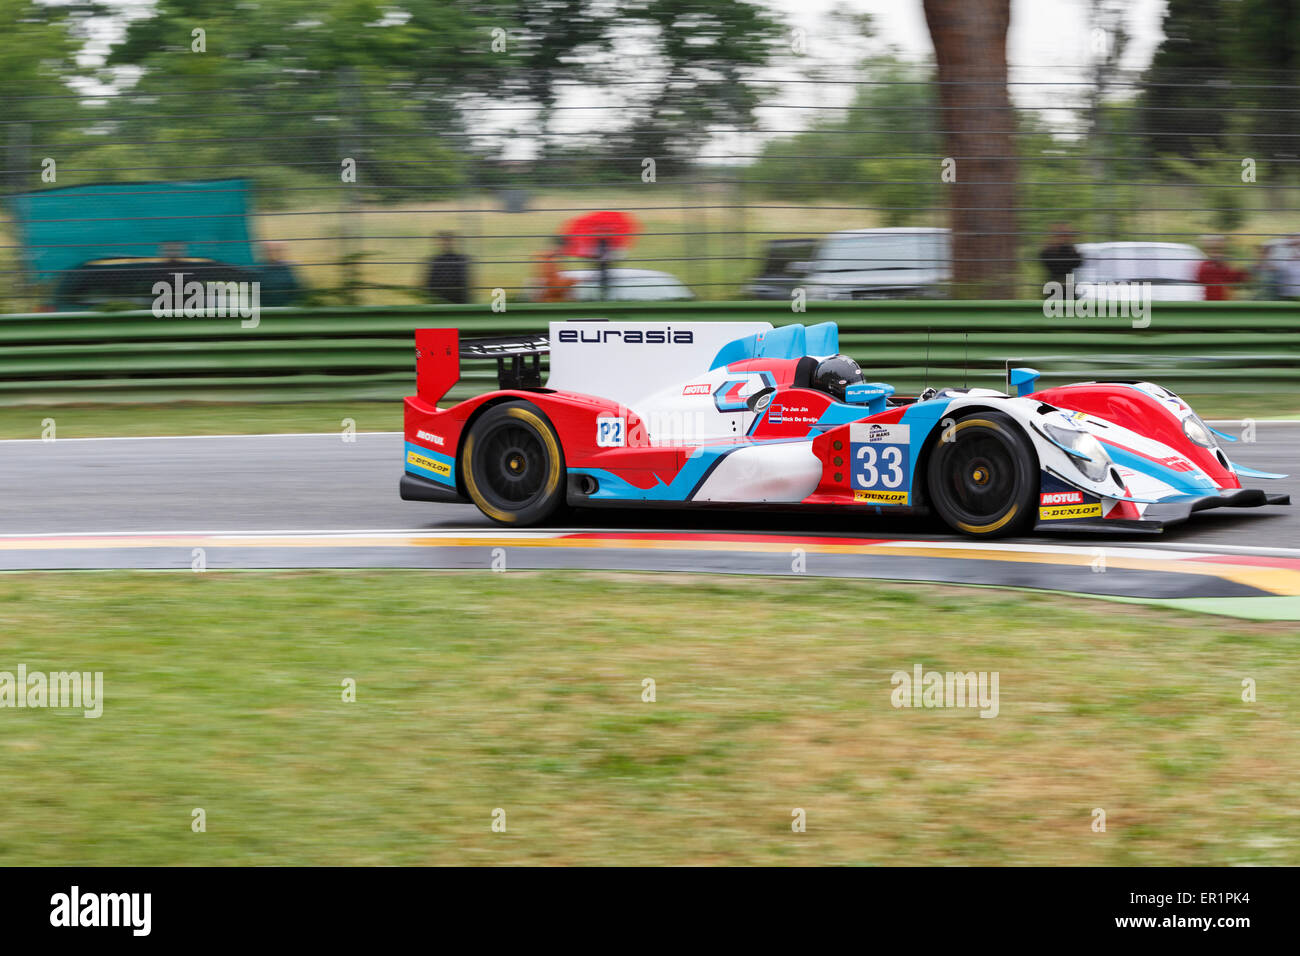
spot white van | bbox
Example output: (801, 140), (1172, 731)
(1073, 241), (1207, 301)
(800, 227), (950, 300)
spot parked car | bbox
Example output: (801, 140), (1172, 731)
(801, 227), (950, 300)
(742, 238), (817, 299)
(52, 257), (263, 311)
(559, 268), (694, 301)
(1073, 242), (1207, 301)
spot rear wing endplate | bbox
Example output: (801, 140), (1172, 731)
(414, 329), (549, 405)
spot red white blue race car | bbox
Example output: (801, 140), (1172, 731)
(400, 320), (1289, 536)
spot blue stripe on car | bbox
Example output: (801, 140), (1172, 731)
(404, 441), (457, 486)
(570, 439), (809, 501)
(898, 399), (955, 487)
(1100, 442), (1217, 495)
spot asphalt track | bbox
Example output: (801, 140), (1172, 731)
(2, 423), (1298, 618)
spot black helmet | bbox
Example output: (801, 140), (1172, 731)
(813, 354), (865, 401)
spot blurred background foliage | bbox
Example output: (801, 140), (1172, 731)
(1, 0), (1298, 302)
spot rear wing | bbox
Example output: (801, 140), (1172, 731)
(460, 333), (549, 389)
(413, 329), (549, 404)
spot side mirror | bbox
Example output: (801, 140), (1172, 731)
(746, 386), (776, 413)
(1008, 367), (1041, 397)
(844, 382), (895, 415)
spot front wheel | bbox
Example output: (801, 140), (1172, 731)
(462, 401), (566, 525)
(925, 411), (1037, 537)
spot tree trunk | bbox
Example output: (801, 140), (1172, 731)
(922, 0), (1019, 297)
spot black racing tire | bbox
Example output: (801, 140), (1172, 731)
(925, 410), (1037, 537)
(461, 401), (566, 526)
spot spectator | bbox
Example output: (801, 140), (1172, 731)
(158, 241), (188, 264)
(424, 232), (471, 304)
(1194, 236), (1250, 301)
(259, 241), (303, 306)
(1039, 224), (1082, 287)
(532, 236), (575, 303)
(595, 236), (612, 300)
(1255, 242), (1282, 300)
(1277, 236), (1300, 301)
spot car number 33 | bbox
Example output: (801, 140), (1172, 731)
(855, 443), (907, 489)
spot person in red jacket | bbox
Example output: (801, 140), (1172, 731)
(1194, 236), (1250, 300)
(533, 236), (576, 303)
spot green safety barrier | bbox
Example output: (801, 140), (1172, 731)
(0, 301), (1296, 405)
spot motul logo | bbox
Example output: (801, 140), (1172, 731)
(682, 384), (711, 396)
(1040, 491), (1083, 505)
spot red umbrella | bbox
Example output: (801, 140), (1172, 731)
(559, 210), (640, 259)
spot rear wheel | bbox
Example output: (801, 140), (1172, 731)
(925, 411), (1036, 537)
(462, 402), (565, 525)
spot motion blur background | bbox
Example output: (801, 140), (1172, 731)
(3, 2), (1300, 871)
(3, 0), (1299, 310)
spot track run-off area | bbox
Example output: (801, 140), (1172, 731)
(3, 422), (1299, 620)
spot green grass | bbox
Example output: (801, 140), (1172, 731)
(0, 570), (1296, 865)
(0, 391), (1292, 441)
(0, 402), (402, 439)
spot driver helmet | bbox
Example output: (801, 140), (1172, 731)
(813, 354), (865, 401)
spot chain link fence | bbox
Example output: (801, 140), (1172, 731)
(4, 59), (1300, 313)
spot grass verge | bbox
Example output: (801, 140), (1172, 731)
(0, 570), (1295, 865)
(0, 403), (402, 440)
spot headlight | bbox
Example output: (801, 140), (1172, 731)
(1043, 423), (1112, 482)
(1183, 414), (1215, 448)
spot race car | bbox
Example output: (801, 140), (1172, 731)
(399, 320), (1289, 535)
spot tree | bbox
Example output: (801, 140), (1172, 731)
(1140, 1), (1300, 213)
(921, 0), (1019, 297)
(748, 56), (942, 228)
(98, 1), (519, 196)
(1231, 0), (1300, 163)
(1139, 0), (1237, 159)
(0, 1), (99, 187)
(601, 0), (785, 163)
(504, 1), (613, 158)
